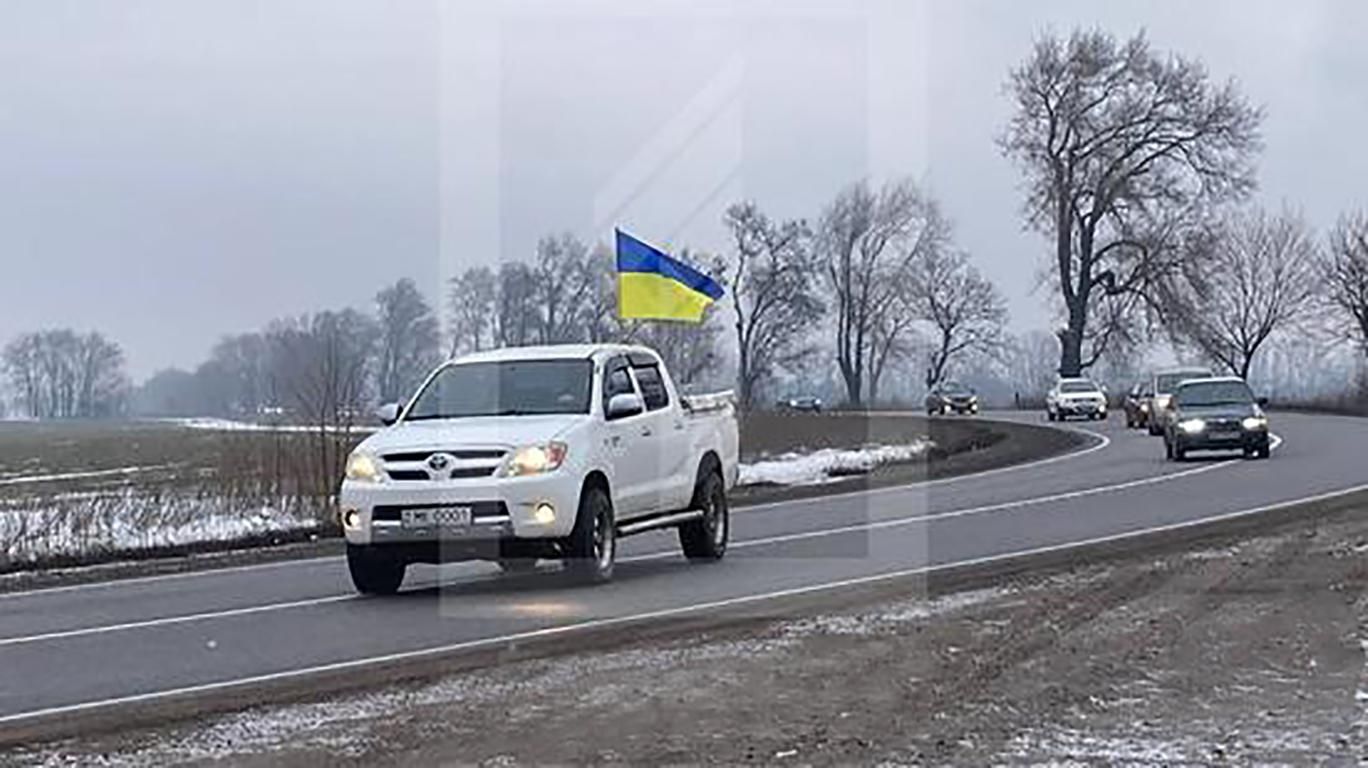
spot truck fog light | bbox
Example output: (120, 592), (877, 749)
(533, 503), (556, 525)
(342, 509), (361, 529)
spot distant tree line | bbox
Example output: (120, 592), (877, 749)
(1, 330), (128, 419)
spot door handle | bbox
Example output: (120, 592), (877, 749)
(673, 421), (684, 431)
(640, 427), (653, 437)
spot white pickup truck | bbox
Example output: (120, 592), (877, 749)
(338, 344), (739, 594)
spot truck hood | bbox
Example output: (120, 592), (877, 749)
(358, 414), (586, 454)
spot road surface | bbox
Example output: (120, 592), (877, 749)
(1, 411), (1365, 738)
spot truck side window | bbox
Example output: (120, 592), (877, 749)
(633, 364), (669, 411)
(602, 358), (636, 415)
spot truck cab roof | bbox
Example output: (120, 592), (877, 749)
(449, 344), (661, 366)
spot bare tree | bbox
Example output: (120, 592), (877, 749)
(722, 202), (823, 409)
(1, 329), (128, 418)
(1165, 207), (1320, 379)
(266, 310), (378, 501)
(1324, 212), (1368, 355)
(447, 266), (497, 356)
(531, 233), (598, 344)
(1000, 28), (1262, 377)
(206, 333), (271, 416)
(375, 278), (440, 403)
(817, 178), (948, 405)
(582, 242), (621, 343)
(493, 262), (539, 348)
(911, 248), (1008, 389)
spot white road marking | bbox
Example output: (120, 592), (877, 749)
(0, 414), (1106, 601)
(0, 431), (1269, 647)
(3, 461), (1360, 730)
(0, 595), (356, 649)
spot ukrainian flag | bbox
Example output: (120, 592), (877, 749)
(616, 229), (724, 322)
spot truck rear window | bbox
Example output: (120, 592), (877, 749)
(405, 360), (592, 419)
(634, 365), (670, 411)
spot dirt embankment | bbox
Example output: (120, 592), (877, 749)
(25, 497), (1365, 765)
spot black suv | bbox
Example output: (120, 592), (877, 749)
(1164, 377), (1271, 461)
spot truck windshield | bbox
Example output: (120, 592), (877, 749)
(1177, 381), (1254, 407)
(405, 360), (592, 419)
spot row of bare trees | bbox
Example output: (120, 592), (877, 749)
(1002, 27), (1368, 383)
(1, 330), (128, 419)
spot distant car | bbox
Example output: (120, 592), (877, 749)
(1146, 366), (1215, 436)
(777, 396), (823, 413)
(1164, 377), (1270, 461)
(1123, 380), (1154, 429)
(925, 381), (978, 415)
(1045, 378), (1107, 421)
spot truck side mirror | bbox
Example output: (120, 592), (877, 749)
(375, 402), (401, 426)
(606, 393), (644, 421)
(1257, 396), (1269, 407)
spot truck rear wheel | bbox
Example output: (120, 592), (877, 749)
(680, 470), (728, 561)
(347, 544), (406, 595)
(565, 485), (615, 584)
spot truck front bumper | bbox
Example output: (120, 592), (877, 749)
(339, 472), (581, 547)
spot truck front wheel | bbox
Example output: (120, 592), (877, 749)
(347, 544), (406, 595)
(565, 485), (615, 584)
(680, 470), (728, 562)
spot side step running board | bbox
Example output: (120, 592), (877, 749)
(617, 509), (704, 537)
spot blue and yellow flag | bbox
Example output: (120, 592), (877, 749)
(615, 229), (724, 322)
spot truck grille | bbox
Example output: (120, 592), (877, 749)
(379, 448), (508, 481)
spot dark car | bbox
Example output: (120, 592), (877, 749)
(1164, 377), (1271, 461)
(777, 395), (823, 413)
(1123, 379), (1154, 429)
(925, 381), (978, 415)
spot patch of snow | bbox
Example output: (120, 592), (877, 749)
(780, 586), (1014, 638)
(170, 418), (375, 434)
(738, 441), (932, 487)
(0, 490), (318, 565)
(0, 464), (177, 487)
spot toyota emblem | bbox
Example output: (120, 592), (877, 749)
(427, 453), (452, 472)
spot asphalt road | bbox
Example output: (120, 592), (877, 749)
(2, 410), (1365, 738)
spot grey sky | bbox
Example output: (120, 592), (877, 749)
(3, 0), (1366, 380)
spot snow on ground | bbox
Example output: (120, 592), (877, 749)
(170, 418), (376, 434)
(0, 491), (317, 566)
(0, 464), (179, 487)
(738, 440), (932, 487)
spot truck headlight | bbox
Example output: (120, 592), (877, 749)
(499, 442), (568, 477)
(345, 451), (383, 483)
(1178, 418), (1206, 435)
(1155, 395), (1172, 411)
(1241, 416), (1268, 431)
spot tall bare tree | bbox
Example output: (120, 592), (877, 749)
(1165, 207), (1320, 379)
(1000, 28), (1263, 377)
(1324, 212), (1368, 355)
(374, 278), (440, 403)
(817, 178), (948, 405)
(447, 266), (496, 356)
(911, 248), (1008, 389)
(493, 262), (539, 348)
(531, 233), (598, 344)
(723, 202), (823, 409)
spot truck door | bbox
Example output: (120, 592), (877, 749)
(601, 356), (652, 517)
(630, 360), (691, 512)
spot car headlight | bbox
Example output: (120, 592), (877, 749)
(1140, 402), (1150, 412)
(1178, 418), (1206, 434)
(499, 442), (568, 477)
(345, 451), (383, 483)
(1241, 416), (1268, 431)
(1155, 395), (1172, 410)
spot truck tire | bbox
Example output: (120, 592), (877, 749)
(347, 544), (406, 595)
(565, 485), (615, 584)
(679, 469), (728, 562)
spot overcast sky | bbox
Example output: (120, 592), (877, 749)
(4, 0), (1366, 380)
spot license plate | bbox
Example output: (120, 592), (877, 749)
(1209, 429), (1239, 440)
(401, 506), (472, 528)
